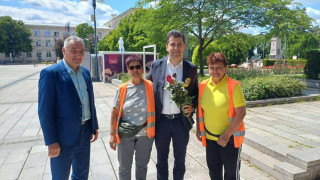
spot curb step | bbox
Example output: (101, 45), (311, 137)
(241, 143), (308, 180)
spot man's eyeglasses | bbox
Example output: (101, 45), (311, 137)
(128, 65), (142, 70)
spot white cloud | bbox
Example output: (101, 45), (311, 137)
(305, 7), (320, 26)
(239, 27), (260, 35)
(0, 0), (118, 27)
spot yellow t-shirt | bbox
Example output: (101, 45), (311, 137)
(200, 75), (246, 141)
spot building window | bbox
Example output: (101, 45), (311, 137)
(45, 30), (50, 36)
(98, 32), (102, 39)
(36, 40), (41, 46)
(46, 40), (51, 47)
(46, 51), (51, 58)
(27, 52), (32, 57)
(37, 52), (41, 57)
(35, 29), (40, 36)
(54, 31), (59, 37)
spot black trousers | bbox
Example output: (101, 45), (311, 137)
(206, 138), (241, 180)
(155, 116), (189, 180)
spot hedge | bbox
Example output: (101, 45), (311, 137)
(241, 76), (306, 101)
(262, 59), (307, 66)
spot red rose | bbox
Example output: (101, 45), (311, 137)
(166, 75), (173, 84)
(172, 73), (177, 78)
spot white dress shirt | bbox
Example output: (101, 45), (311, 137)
(162, 58), (183, 114)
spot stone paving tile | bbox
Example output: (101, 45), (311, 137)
(24, 151), (47, 169)
(4, 147), (30, 165)
(0, 162), (24, 180)
(19, 166), (45, 180)
(90, 163), (117, 180)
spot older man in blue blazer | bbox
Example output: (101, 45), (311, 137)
(147, 30), (198, 180)
(38, 36), (99, 180)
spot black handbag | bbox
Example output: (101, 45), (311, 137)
(118, 121), (147, 139)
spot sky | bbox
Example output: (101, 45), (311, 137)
(0, 0), (320, 34)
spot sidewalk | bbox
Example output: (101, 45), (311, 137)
(0, 64), (319, 180)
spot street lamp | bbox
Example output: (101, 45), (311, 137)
(81, 0), (105, 81)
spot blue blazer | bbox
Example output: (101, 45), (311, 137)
(38, 62), (99, 146)
(146, 57), (198, 130)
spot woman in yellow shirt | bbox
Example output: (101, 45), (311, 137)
(196, 52), (246, 180)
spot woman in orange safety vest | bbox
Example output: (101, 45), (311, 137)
(109, 55), (155, 180)
(196, 52), (246, 180)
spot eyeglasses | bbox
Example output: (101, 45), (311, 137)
(128, 65), (142, 70)
(209, 66), (225, 71)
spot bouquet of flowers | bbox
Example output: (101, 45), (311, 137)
(165, 73), (194, 125)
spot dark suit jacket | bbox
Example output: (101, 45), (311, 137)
(38, 62), (99, 146)
(146, 57), (198, 130)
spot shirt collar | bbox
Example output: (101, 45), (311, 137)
(209, 75), (228, 86)
(63, 59), (82, 74)
(167, 57), (183, 69)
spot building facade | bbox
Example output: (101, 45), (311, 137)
(104, 8), (137, 29)
(0, 23), (111, 63)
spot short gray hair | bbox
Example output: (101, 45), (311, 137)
(64, 36), (85, 49)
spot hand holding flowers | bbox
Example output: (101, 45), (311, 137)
(165, 73), (194, 126)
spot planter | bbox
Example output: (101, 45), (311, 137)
(111, 78), (122, 87)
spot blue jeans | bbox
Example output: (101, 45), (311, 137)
(155, 115), (189, 180)
(50, 121), (91, 180)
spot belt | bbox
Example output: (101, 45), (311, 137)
(162, 114), (180, 119)
(81, 120), (89, 125)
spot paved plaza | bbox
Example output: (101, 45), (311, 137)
(0, 64), (320, 180)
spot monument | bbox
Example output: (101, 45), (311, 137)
(269, 37), (282, 59)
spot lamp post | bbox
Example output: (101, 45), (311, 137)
(81, 0), (105, 81)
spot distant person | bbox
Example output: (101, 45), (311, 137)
(45, 59), (48, 66)
(38, 36), (99, 180)
(109, 55), (155, 180)
(145, 61), (152, 74)
(197, 52), (246, 180)
(146, 30), (198, 179)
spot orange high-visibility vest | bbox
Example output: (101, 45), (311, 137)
(198, 77), (245, 148)
(114, 79), (156, 144)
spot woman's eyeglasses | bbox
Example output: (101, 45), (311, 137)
(128, 65), (142, 70)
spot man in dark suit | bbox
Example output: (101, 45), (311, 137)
(147, 30), (198, 180)
(38, 36), (99, 180)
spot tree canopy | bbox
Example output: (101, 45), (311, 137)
(139, 0), (314, 75)
(0, 16), (32, 56)
(75, 23), (94, 52)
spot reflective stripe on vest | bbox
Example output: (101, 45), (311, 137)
(198, 77), (245, 148)
(115, 79), (156, 144)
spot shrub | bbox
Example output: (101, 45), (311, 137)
(263, 59), (307, 67)
(227, 67), (269, 80)
(263, 59), (275, 66)
(304, 49), (320, 79)
(241, 76), (306, 101)
(117, 73), (130, 82)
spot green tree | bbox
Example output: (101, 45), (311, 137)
(75, 23), (94, 53)
(217, 33), (254, 64)
(0, 16), (32, 56)
(288, 32), (319, 58)
(139, 0), (313, 75)
(192, 33), (255, 66)
(98, 9), (169, 56)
